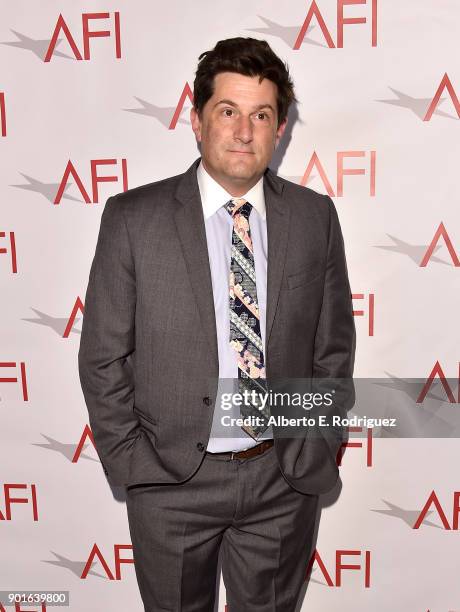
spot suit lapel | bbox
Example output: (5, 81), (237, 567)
(264, 167), (290, 348)
(173, 158), (219, 373)
(172, 158), (290, 373)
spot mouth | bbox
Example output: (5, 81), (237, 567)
(228, 150), (254, 155)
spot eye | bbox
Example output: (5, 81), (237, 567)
(256, 112), (267, 120)
(223, 108), (234, 117)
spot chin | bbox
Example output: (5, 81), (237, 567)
(227, 170), (254, 182)
(228, 162), (258, 177)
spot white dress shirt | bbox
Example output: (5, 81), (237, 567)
(196, 160), (274, 452)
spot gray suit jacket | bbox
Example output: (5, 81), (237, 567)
(78, 157), (356, 494)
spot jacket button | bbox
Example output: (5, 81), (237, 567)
(196, 442), (205, 452)
(203, 396), (212, 406)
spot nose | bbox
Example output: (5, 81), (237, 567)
(234, 114), (253, 144)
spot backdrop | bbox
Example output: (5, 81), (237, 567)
(1, 1), (459, 611)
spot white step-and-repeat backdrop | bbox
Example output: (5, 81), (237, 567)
(1, 1), (459, 610)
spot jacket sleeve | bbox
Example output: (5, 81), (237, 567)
(78, 195), (141, 486)
(312, 195), (356, 449)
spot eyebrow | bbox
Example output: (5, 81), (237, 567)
(213, 99), (276, 113)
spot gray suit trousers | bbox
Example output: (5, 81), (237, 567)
(125, 444), (319, 612)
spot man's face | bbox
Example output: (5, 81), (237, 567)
(190, 72), (287, 196)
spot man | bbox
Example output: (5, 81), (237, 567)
(78, 37), (355, 612)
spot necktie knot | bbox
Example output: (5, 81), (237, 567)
(224, 198), (252, 220)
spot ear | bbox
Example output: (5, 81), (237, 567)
(274, 117), (288, 148)
(190, 107), (202, 143)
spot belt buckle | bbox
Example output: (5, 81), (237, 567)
(230, 451), (236, 460)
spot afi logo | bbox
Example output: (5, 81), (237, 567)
(0, 232), (18, 273)
(128, 82), (194, 130)
(63, 297), (84, 338)
(417, 361), (460, 404)
(420, 223), (460, 267)
(307, 549), (371, 587)
(413, 491), (460, 530)
(0, 484), (38, 521)
(0, 362), (29, 400)
(45, 12), (121, 62)
(0, 92), (6, 136)
(72, 425), (97, 463)
(295, 0), (378, 49)
(0, 605), (47, 612)
(54, 159), (128, 204)
(337, 427), (374, 467)
(352, 293), (374, 336)
(424, 73), (460, 121)
(169, 82), (194, 129)
(301, 150), (376, 197)
(81, 544), (134, 579)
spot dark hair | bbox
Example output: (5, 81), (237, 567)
(193, 37), (296, 128)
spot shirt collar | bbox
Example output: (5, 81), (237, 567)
(197, 159), (266, 221)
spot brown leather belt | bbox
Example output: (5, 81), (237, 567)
(207, 439), (274, 460)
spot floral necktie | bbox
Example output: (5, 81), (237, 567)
(224, 198), (270, 439)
